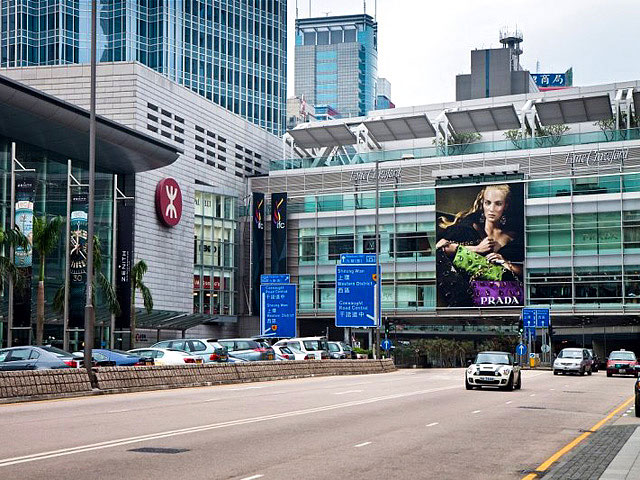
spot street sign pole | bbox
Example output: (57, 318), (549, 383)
(373, 157), (380, 360)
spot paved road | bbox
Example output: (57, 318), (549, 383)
(0, 368), (635, 480)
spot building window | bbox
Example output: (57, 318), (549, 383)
(328, 234), (354, 260)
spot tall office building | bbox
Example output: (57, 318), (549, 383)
(295, 14), (378, 119)
(0, 0), (287, 135)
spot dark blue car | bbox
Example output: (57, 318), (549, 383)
(90, 349), (152, 366)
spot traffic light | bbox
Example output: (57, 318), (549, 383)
(518, 319), (524, 336)
(384, 320), (390, 336)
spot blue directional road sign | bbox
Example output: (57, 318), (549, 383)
(523, 308), (550, 328)
(516, 343), (527, 356)
(261, 274), (290, 284)
(340, 253), (377, 265)
(260, 283), (296, 337)
(381, 339), (393, 351)
(335, 264), (381, 328)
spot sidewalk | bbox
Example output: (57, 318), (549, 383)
(540, 404), (639, 480)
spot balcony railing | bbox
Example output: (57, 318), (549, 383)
(272, 128), (640, 171)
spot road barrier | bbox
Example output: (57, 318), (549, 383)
(0, 368), (93, 402)
(0, 359), (395, 402)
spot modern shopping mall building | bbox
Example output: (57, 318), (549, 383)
(250, 80), (640, 357)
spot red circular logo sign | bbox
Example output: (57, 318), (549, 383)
(155, 177), (182, 227)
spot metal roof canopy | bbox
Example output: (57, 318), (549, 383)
(362, 114), (436, 142)
(634, 91), (640, 121)
(446, 105), (521, 134)
(288, 123), (357, 148)
(536, 94), (612, 126)
(0, 74), (180, 174)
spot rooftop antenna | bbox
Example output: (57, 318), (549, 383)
(536, 60), (540, 73)
(499, 27), (524, 71)
(309, 0), (311, 17)
(296, 0), (299, 19)
(322, 11), (331, 17)
(364, 0), (367, 14)
(375, 0), (377, 20)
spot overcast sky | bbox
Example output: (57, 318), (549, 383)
(287, 0), (640, 107)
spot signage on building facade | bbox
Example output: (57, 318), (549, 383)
(69, 192), (88, 329)
(271, 193), (287, 275)
(565, 148), (628, 169)
(350, 167), (402, 184)
(155, 177), (182, 227)
(115, 204), (134, 330)
(251, 192), (266, 314)
(13, 176), (35, 328)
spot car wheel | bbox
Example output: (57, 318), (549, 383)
(607, 371), (613, 377)
(553, 370), (559, 375)
(580, 367), (585, 376)
(465, 377), (473, 390)
(502, 374), (514, 391)
(515, 373), (522, 390)
(587, 367), (592, 376)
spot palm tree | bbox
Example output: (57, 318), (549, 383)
(53, 235), (121, 321)
(0, 226), (29, 289)
(32, 215), (64, 345)
(130, 259), (153, 349)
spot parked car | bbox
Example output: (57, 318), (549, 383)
(151, 339), (228, 363)
(586, 349), (600, 372)
(127, 348), (203, 366)
(273, 337), (330, 360)
(606, 350), (638, 377)
(91, 349), (153, 366)
(327, 341), (356, 359)
(40, 345), (82, 368)
(553, 348), (593, 375)
(272, 344), (306, 361)
(465, 351), (521, 390)
(0, 346), (71, 371)
(216, 338), (275, 361)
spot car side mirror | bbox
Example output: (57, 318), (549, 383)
(466, 359), (472, 366)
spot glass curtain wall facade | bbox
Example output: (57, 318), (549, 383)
(193, 191), (237, 316)
(0, 136), (114, 347)
(295, 14), (377, 118)
(0, 0), (287, 135)
(287, 174), (640, 314)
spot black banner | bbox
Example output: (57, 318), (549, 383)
(115, 203), (134, 329)
(251, 192), (265, 314)
(68, 192), (88, 329)
(270, 193), (287, 275)
(13, 177), (35, 328)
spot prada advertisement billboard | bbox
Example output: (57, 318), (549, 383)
(436, 183), (524, 308)
(251, 192), (265, 314)
(270, 193), (287, 275)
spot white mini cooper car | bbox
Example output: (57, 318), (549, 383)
(465, 351), (522, 391)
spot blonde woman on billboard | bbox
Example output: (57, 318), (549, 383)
(436, 184), (524, 307)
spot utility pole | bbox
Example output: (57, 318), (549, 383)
(84, 0), (97, 387)
(374, 158), (380, 359)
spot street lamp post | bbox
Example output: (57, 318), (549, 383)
(84, 0), (97, 387)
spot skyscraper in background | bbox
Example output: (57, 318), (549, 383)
(294, 14), (378, 119)
(0, 0), (287, 135)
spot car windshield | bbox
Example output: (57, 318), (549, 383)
(558, 350), (582, 359)
(287, 344), (303, 353)
(475, 353), (511, 365)
(304, 340), (324, 351)
(610, 352), (636, 361)
(328, 343), (340, 352)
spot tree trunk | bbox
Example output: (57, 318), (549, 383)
(36, 281), (45, 345)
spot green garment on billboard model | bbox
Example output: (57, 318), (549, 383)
(452, 245), (505, 281)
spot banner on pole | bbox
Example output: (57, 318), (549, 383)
(270, 192), (287, 275)
(68, 191), (88, 329)
(251, 192), (265, 314)
(13, 177), (35, 328)
(115, 203), (134, 329)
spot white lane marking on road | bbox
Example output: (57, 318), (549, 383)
(227, 386), (263, 391)
(505, 401), (513, 405)
(354, 442), (372, 448)
(426, 422), (439, 427)
(0, 384), (460, 468)
(333, 390), (363, 395)
(526, 372), (546, 378)
(550, 388), (556, 391)
(240, 475), (263, 480)
(472, 410), (481, 414)
(529, 394), (536, 397)
(107, 409), (132, 414)
(204, 398), (219, 403)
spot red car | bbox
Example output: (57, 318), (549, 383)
(606, 350), (638, 377)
